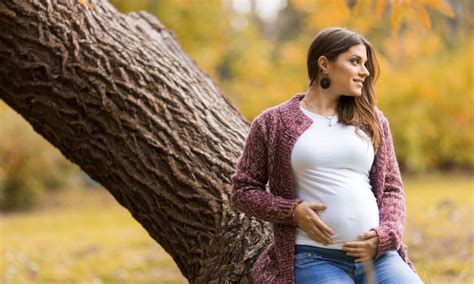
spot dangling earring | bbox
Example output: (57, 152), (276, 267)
(320, 74), (331, 89)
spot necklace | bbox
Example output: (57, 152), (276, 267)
(301, 98), (337, 127)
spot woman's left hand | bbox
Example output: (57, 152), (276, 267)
(341, 230), (379, 262)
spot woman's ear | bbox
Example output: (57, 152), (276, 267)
(317, 55), (330, 73)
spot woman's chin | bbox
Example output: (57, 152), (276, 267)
(340, 90), (363, 97)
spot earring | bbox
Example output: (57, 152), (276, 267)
(320, 74), (331, 89)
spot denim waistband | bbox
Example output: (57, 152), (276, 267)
(295, 244), (358, 263)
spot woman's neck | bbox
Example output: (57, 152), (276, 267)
(301, 86), (340, 116)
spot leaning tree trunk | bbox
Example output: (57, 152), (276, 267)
(0, 0), (273, 282)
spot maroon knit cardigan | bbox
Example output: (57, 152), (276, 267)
(230, 92), (417, 283)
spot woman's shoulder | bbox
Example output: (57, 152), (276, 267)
(250, 104), (282, 128)
(247, 103), (290, 144)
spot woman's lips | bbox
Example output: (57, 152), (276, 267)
(354, 80), (363, 87)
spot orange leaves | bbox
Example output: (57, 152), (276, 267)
(374, 0), (387, 19)
(390, 1), (402, 39)
(292, 0), (457, 43)
(414, 4), (431, 29)
(293, 0), (351, 29)
(425, 0), (456, 18)
(388, 0), (457, 39)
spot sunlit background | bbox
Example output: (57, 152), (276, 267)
(1, 0), (472, 283)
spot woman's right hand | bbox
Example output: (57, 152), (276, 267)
(294, 202), (334, 245)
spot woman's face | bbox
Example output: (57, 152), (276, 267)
(323, 43), (370, 97)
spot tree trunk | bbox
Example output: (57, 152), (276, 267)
(0, 0), (271, 282)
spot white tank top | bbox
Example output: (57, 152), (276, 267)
(291, 106), (379, 249)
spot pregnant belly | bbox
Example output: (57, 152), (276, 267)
(296, 189), (380, 248)
(319, 200), (379, 244)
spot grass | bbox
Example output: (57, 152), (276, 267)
(402, 171), (473, 284)
(0, 172), (473, 283)
(0, 189), (187, 283)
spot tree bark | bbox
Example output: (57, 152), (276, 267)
(0, 0), (271, 282)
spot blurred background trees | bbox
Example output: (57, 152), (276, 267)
(0, 104), (98, 211)
(0, 0), (472, 211)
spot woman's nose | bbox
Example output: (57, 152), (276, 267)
(360, 65), (369, 77)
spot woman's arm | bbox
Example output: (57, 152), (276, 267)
(370, 116), (406, 259)
(230, 114), (303, 226)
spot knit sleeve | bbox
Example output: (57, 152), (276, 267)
(230, 115), (303, 226)
(370, 116), (406, 259)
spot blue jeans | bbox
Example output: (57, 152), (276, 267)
(294, 245), (423, 284)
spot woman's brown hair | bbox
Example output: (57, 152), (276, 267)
(307, 27), (382, 154)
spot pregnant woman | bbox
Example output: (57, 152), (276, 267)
(230, 27), (423, 283)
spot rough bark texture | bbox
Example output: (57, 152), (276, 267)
(0, 0), (270, 282)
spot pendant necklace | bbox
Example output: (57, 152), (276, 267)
(301, 99), (337, 127)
